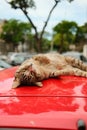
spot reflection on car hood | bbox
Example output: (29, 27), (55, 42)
(0, 67), (87, 129)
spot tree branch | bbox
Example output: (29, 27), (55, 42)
(21, 8), (38, 37)
(40, 0), (60, 39)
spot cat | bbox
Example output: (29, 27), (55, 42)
(12, 53), (87, 88)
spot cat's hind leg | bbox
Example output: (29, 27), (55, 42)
(49, 68), (87, 78)
(65, 56), (87, 71)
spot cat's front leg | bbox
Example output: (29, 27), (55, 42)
(49, 70), (62, 77)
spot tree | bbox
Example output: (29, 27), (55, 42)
(82, 23), (87, 43)
(72, 22), (87, 51)
(75, 23), (87, 44)
(52, 20), (78, 52)
(0, 19), (32, 50)
(6, 0), (74, 52)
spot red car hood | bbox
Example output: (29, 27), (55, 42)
(0, 67), (87, 129)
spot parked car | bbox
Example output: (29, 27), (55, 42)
(7, 52), (35, 65)
(0, 66), (87, 129)
(62, 51), (87, 63)
(0, 59), (12, 70)
(0, 55), (7, 61)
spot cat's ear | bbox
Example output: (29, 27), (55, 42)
(12, 78), (20, 89)
(35, 82), (43, 87)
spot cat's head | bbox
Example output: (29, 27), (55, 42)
(12, 63), (42, 88)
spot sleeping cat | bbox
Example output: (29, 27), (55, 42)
(12, 53), (87, 88)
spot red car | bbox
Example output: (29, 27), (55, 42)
(0, 66), (87, 130)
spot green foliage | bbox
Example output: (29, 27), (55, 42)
(53, 20), (78, 35)
(74, 26), (85, 43)
(9, 0), (36, 10)
(52, 20), (79, 52)
(73, 23), (87, 44)
(52, 21), (87, 52)
(82, 23), (87, 33)
(52, 33), (69, 52)
(0, 19), (32, 45)
(1, 18), (87, 52)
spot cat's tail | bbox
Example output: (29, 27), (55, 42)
(65, 56), (87, 71)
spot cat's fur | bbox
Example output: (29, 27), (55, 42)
(12, 53), (87, 88)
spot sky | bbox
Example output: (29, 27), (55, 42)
(0, 0), (87, 33)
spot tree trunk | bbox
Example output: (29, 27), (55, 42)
(34, 36), (42, 52)
(59, 33), (64, 53)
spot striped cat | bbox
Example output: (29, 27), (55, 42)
(12, 53), (87, 88)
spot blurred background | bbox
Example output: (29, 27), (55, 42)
(0, 0), (87, 69)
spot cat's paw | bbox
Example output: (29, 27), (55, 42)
(35, 82), (43, 87)
(12, 79), (20, 89)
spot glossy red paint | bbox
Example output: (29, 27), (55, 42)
(0, 67), (87, 129)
